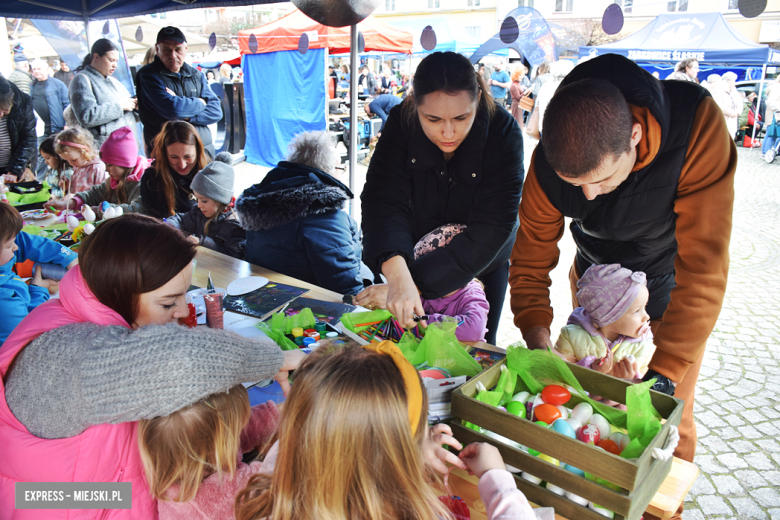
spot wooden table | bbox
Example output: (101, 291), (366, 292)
(195, 247), (699, 519)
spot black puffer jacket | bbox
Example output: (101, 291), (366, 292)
(361, 102), (524, 299)
(236, 162), (364, 296)
(2, 81), (36, 178)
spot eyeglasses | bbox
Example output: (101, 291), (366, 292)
(334, 165), (346, 172)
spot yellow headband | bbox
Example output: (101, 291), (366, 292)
(362, 341), (423, 435)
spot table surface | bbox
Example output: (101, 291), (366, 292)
(195, 247), (698, 519)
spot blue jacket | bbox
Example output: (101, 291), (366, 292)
(135, 56), (223, 157)
(368, 94), (402, 130)
(236, 162), (364, 296)
(0, 232), (77, 346)
(31, 76), (69, 135)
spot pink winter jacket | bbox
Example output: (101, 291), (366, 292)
(157, 402), (280, 520)
(0, 266), (157, 520)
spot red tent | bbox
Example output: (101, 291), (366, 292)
(238, 9), (412, 55)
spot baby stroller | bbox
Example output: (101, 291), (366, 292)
(764, 112), (780, 163)
(765, 139), (780, 163)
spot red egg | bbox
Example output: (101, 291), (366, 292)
(578, 423), (601, 444)
(534, 403), (562, 425)
(596, 439), (621, 455)
(541, 385), (571, 406)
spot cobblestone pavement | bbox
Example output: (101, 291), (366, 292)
(238, 137), (779, 518)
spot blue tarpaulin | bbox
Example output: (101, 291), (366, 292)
(470, 7), (556, 66)
(579, 12), (780, 66)
(243, 48), (326, 168)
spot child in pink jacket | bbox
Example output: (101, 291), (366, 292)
(137, 385), (279, 520)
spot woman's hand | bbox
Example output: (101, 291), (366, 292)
(187, 235), (200, 245)
(381, 256), (424, 328)
(424, 423), (467, 475)
(458, 442), (506, 479)
(354, 283), (389, 310)
(275, 349), (306, 396)
(120, 97), (137, 112)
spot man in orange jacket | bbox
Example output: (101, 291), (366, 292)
(509, 54), (735, 519)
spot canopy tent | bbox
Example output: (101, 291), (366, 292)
(238, 9), (412, 167)
(578, 12), (780, 66)
(3, 0), (284, 21)
(470, 6), (556, 66)
(193, 50), (242, 69)
(238, 8), (412, 55)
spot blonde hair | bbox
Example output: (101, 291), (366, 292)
(220, 63), (232, 79)
(137, 385), (251, 503)
(235, 345), (450, 520)
(191, 190), (231, 236)
(55, 127), (98, 162)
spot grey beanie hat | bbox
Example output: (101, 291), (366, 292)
(191, 152), (234, 205)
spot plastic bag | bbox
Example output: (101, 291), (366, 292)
(400, 321), (481, 377)
(255, 322), (299, 351)
(268, 308), (316, 335)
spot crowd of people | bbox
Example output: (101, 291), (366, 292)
(0, 32), (737, 520)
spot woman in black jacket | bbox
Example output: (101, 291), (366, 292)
(358, 52), (524, 345)
(0, 76), (36, 183)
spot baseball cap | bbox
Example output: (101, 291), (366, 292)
(157, 26), (187, 45)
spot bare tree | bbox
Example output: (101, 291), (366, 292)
(555, 18), (626, 53)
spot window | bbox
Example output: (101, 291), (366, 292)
(624, 0), (632, 13)
(667, 0), (687, 11)
(428, 0), (439, 7)
(468, 0), (481, 5)
(727, 0), (738, 8)
(518, 0), (534, 6)
(555, 0), (573, 11)
(385, 0), (395, 10)
(465, 26), (482, 39)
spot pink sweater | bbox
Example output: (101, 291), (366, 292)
(157, 401), (280, 520)
(69, 158), (106, 194)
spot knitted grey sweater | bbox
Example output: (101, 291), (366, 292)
(5, 322), (284, 440)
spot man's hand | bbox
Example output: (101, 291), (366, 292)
(355, 283), (389, 310)
(198, 98), (206, 106)
(187, 235), (200, 245)
(524, 326), (553, 350)
(165, 87), (176, 97)
(3, 173), (17, 183)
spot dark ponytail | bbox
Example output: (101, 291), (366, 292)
(75, 38), (118, 72)
(402, 51), (495, 126)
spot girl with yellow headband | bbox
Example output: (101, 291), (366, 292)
(235, 342), (537, 520)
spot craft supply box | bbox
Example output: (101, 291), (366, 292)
(450, 358), (683, 520)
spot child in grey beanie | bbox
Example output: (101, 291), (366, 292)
(167, 152), (246, 259)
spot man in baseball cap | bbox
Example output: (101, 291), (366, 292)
(135, 27), (222, 157)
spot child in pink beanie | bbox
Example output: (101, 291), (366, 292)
(45, 127), (151, 217)
(554, 263), (656, 379)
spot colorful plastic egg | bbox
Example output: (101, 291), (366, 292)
(113, 206), (123, 217)
(541, 384), (571, 406)
(609, 432), (630, 451)
(511, 391), (530, 403)
(103, 207), (116, 220)
(546, 483), (566, 495)
(538, 453), (560, 466)
(83, 223), (95, 235)
(596, 439), (621, 455)
(100, 201), (111, 212)
(551, 418), (576, 439)
(578, 423), (601, 444)
(66, 215), (79, 230)
(566, 491), (589, 506)
(555, 405), (570, 420)
(570, 402), (593, 424)
(566, 418), (583, 436)
(505, 464), (521, 473)
(588, 414), (612, 440)
(534, 403), (562, 425)
(589, 502), (615, 518)
(521, 472), (542, 485)
(506, 401), (527, 419)
(563, 463), (585, 477)
(82, 206), (96, 222)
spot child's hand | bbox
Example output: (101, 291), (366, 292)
(44, 199), (70, 211)
(458, 442), (506, 479)
(354, 283), (389, 310)
(610, 357), (640, 380)
(275, 349), (306, 397)
(187, 235), (200, 245)
(424, 423), (467, 475)
(31, 265), (60, 294)
(591, 348), (614, 375)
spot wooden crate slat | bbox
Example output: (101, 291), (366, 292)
(626, 452), (675, 520)
(452, 421), (633, 516)
(512, 472), (624, 520)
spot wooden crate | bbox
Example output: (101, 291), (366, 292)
(450, 358), (684, 520)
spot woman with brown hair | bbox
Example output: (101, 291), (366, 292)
(358, 51), (524, 345)
(140, 120), (211, 218)
(0, 214), (303, 520)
